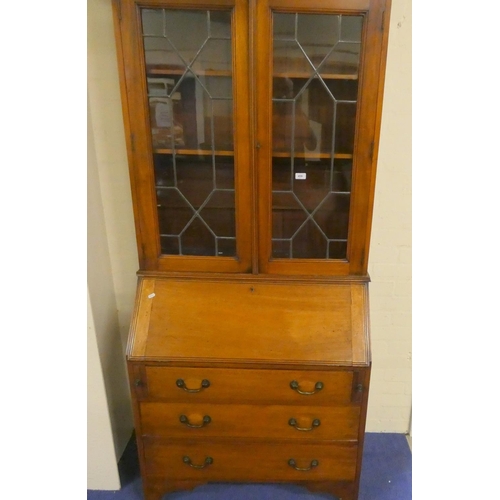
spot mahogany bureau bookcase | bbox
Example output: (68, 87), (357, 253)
(111, 1), (391, 499)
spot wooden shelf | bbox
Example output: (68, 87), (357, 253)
(154, 148), (234, 156)
(272, 152), (353, 159)
(146, 67), (356, 80)
(153, 149), (352, 160)
(273, 195), (350, 210)
(274, 72), (358, 80)
(147, 66), (232, 77)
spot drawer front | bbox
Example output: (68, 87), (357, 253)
(140, 402), (360, 441)
(143, 439), (357, 481)
(139, 366), (355, 405)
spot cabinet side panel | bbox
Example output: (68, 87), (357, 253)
(348, 0), (392, 273)
(353, 366), (371, 499)
(112, 0), (148, 268)
(350, 283), (370, 365)
(128, 278), (156, 358)
(360, 1), (392, 270)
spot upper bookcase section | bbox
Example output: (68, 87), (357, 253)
(112, 0), (391, 277)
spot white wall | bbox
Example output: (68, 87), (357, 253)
(87, 3), (411, 484)
(87, 289), (122, 490)
(366, 0), (412, 432)
(87, 79), (135, 487)
(87, 0), (139, 348)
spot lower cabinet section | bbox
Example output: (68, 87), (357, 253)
(142, 439), (358, 482)
(126, 279), (372, 500)
(129, 362), (371, 500)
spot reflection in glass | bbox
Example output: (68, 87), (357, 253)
(271, 13), (363, 260)
(141, 8), (236, 257)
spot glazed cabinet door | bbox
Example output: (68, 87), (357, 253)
(114, 0), (252, 273)
(255, 0), (390, 275)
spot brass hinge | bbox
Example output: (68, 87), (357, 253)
(381, 10), (385, 32)
(131, 133), (135, 153)
(369, 141), (374, 161)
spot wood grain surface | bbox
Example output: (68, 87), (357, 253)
(128, 278), (370, 366)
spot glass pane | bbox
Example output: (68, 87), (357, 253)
(321, 41), (361, 76)
(273, 13), (295, 40)
(140, 8), (236, 257)
(313, 192), (351, 240)
(340, 16), (364, 42)
(292, 159), (330, 212)
(210, 11), (231, 39)
(217, 238), (236, 257)
(273, 40), (313, 79)
(156, 188), (193, 235)
(204, 76), (232, 99)
(272, 192), (308, 239)
(199, 190), (236, 237)
(164, 10), (208, 64)
(271, 13), (363, 260)
(144, 37), (184, 72)
(297, 14), (340, 70)
(207, 99), (234, 151)
(176, 159), (214, 209)
(194, 39), (232, 74)
(181, 217), (215, 256)
(142, 9), (164, 37)
(272, 239), (291, 258)
(292, 220), (328, 259)
(154, 156), (236, 256)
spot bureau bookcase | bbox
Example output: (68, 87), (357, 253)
(112, 0), (391, 499)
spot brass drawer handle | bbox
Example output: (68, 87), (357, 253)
(290, 380), (323, 395)
(179, 415), (212, 428)
(288, 418), (321, 431)
(182, 456), (213, 469)
(176, 379), (210, 393)
(288, 459), (319, 471)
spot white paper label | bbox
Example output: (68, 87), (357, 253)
(155, 102), (172, 128)
(295, 173), (306, 180)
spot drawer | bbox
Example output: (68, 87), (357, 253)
(140, 402), (360, 441)
(136, 366), (356, 405)
(143, 439), (358, 481)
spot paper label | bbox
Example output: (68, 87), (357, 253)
(295, 173), (306, 180)
(155, 101), (173, 128)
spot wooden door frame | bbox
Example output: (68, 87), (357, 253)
(254, 0), (391, 276)
(113, 0), (253, 273)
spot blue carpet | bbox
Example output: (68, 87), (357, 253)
(88, 433), (411, 499)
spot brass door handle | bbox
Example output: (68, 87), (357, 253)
(179, 415), (211, 428)
(290, 380), (323, 395)
(182, 456), (213, 469)
(176, 379), (210, 393)
(288, 459), (319, 471)
(288, 418), (321, 431)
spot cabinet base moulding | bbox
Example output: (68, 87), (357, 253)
(141, 478), (357, 500)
